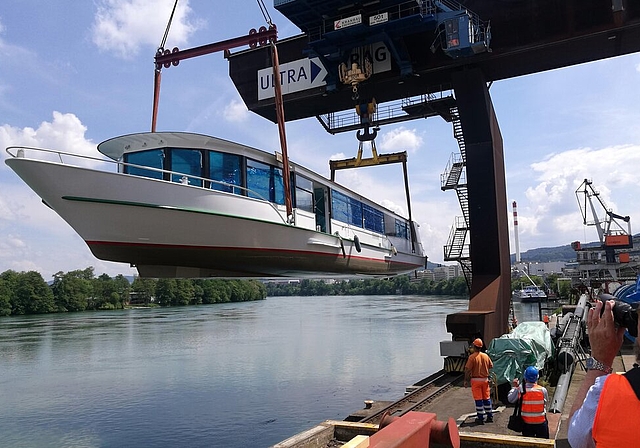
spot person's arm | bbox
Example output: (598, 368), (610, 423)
(569, 300), (626, 421)
(463, 355), (473, 387)
(463, 366), (471, 387)
(568, 377), (605, 448)
(507, 380), (521, 403)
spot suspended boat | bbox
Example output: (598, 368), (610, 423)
(5, 132), (426, 278)
(5, 11), (427, 279)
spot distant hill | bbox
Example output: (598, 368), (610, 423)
(512, 234), (640, 264)
(513, 245), (577, 263)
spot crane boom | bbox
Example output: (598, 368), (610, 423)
(575, 179), (633, 266)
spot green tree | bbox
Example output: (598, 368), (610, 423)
(13, 271), (55, 315)
(174, 279), (194, 305)
(155, 279), (177, 306)
(557, 278), (572, 300)
(51, 269), (93, 312)
(199, 279), (220, 303)
(247, 280), (267, 300)
(392, 275), (411, 295)
(450, 276), (468, 296)
(92, 274), (113, 309)
(0, 275), (12, 316)
(131, 277), (156, 304)
(113, 274), (131, 305)
(192, 282), (204, 305)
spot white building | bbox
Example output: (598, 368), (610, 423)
(433, 264), (461, 281)
(513, 261), (566, 277)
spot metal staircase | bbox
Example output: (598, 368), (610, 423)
(441, 107), (472, 290)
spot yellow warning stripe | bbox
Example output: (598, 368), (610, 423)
(459, 431), (556, 447)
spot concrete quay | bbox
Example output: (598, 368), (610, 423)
(272, 347), (637, 448)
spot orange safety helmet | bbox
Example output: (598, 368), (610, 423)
(472, 338), (483, 348)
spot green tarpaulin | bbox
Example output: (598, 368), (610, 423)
(487, 321), (554, 385)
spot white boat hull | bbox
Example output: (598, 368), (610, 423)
(513, 286), (547, 302)
(7, 157), (425, 278)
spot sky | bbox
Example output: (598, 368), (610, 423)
(1, 1), (640, 281)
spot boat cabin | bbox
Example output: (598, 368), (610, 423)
(99, 132), (419, 253)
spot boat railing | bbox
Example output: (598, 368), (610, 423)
(6, 145), (289, 225)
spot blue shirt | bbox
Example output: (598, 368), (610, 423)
(567, 375), (607, 448)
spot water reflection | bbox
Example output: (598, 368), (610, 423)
(0, 296), (469, 448)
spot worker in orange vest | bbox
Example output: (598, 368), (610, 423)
(568, 299), (640, 447)
(464, 338), (494, 425)
(508, 366), (549, 438)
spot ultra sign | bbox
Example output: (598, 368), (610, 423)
(258, 57), (328, 100)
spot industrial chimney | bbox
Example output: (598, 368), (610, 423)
(512, 201), (520, 263)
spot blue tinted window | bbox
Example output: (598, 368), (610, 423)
(349, 197), (362, 227)
(331, 190), (363, 229)
(246, 159), (284, 205)
(363, 204), (384, 233)
(395, 219), (409, 239)
(124, 149), (164, 179)
(273, 168), (284, 205)
(209, 152), (241, 194)
(170, 149), (203, 186)
(331, 190), (349, 223)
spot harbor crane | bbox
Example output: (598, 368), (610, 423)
(573, 179), (633, 283)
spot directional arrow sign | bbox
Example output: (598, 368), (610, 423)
(258, 57), (328, 101)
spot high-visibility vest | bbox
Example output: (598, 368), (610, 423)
(593, 374), (640, 447)
(521, 385), (546, 424)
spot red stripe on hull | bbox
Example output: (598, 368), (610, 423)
(86, 240), (423, 278)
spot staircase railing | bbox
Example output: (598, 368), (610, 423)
(441, 104), (472, 291)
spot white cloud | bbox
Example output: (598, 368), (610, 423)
(379, 199), (405, 217)
(512, 144), (640, 251)
(92, 0), (202, 59)
(1, 114), (107, 227)
(0, 113), (136, 278)
(379, 127), (423, 154)
(222, 99), (249, 123)
(0, 112), (97, 163)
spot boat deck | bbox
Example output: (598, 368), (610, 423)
(272, 349), (637, 447)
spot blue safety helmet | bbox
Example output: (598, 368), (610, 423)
(524, 366), (539, 383)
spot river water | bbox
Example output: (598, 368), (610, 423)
(0, 295), (542, 447)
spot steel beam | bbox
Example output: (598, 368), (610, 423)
(446, 67), (511, 344)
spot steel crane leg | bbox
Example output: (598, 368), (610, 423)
(446, 68), (512, 344)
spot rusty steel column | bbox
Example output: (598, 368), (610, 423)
(447, 68), (511, 345)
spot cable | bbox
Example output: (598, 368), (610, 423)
(160, 0), (180, 50)
(256, 0), (273, 26)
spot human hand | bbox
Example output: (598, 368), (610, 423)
(512, 378), (519, 387)
(587, 299), (626, 367)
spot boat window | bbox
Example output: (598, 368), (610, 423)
(170, 149), (203, 187)
(209, 151), (241, 194)
(363, 204), (384, 233)
(246, 159), (284, 205)
(331, 190), (363, 228)
(395, 219), (409, 240)
(124, 149), (164, 180)
(295, 175), (313, 192)
(295, 174), (313, 213)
